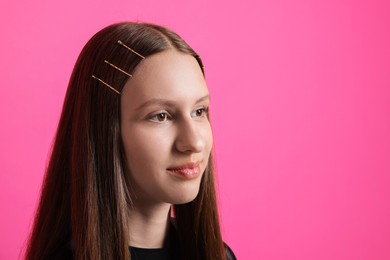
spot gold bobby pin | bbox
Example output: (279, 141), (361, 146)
(91, 75), (120, 94)
(104, 60), (132, 77)
(117, 40), (145, 59)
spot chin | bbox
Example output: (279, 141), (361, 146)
(168, 187), (200, 205)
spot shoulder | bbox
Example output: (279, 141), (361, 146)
(224, 243), (237, 260)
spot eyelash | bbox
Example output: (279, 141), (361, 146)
(191, 107), (209, 118)
(148, 107), (209, 122)
(149, 112), (171, 122)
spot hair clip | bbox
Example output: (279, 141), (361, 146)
(104, 60), (132, 77)
(91, 40), (145, 94)
(91, 75), (120, 94)
(117, 40), (145, 59)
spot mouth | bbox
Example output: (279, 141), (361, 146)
(167, 161), (202, 179)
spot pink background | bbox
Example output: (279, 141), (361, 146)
(1, 0), (390, 259)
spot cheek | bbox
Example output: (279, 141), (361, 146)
(121, 127), (173, 170)
(204, 122), (214, 152)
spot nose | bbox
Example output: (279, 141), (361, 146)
(174, 119), (206, 154)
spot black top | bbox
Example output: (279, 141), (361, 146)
(52, 222), (236, 260)
(129, 246), (176, 260)
(53, 242), (236, 260)
(129, 244), (236, 260)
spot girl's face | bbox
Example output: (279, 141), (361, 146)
(120, 50), (212, 206)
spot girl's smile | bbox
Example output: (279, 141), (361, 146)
(167, 161), (202, 179)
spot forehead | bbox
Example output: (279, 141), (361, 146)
(120, 50), (208, 107)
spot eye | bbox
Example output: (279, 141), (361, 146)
(191, 107), (209, 118)
(149, 112), (170, 122)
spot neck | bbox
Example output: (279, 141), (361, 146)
(128, 201), (171, 248)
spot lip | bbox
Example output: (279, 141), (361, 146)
(167, 161), (202, 179)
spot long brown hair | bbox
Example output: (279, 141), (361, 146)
(25, 22), (226, 260)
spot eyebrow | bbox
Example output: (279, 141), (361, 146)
(135, 94), (210, 111)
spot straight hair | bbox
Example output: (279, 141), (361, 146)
(25, 22), (226, 260)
